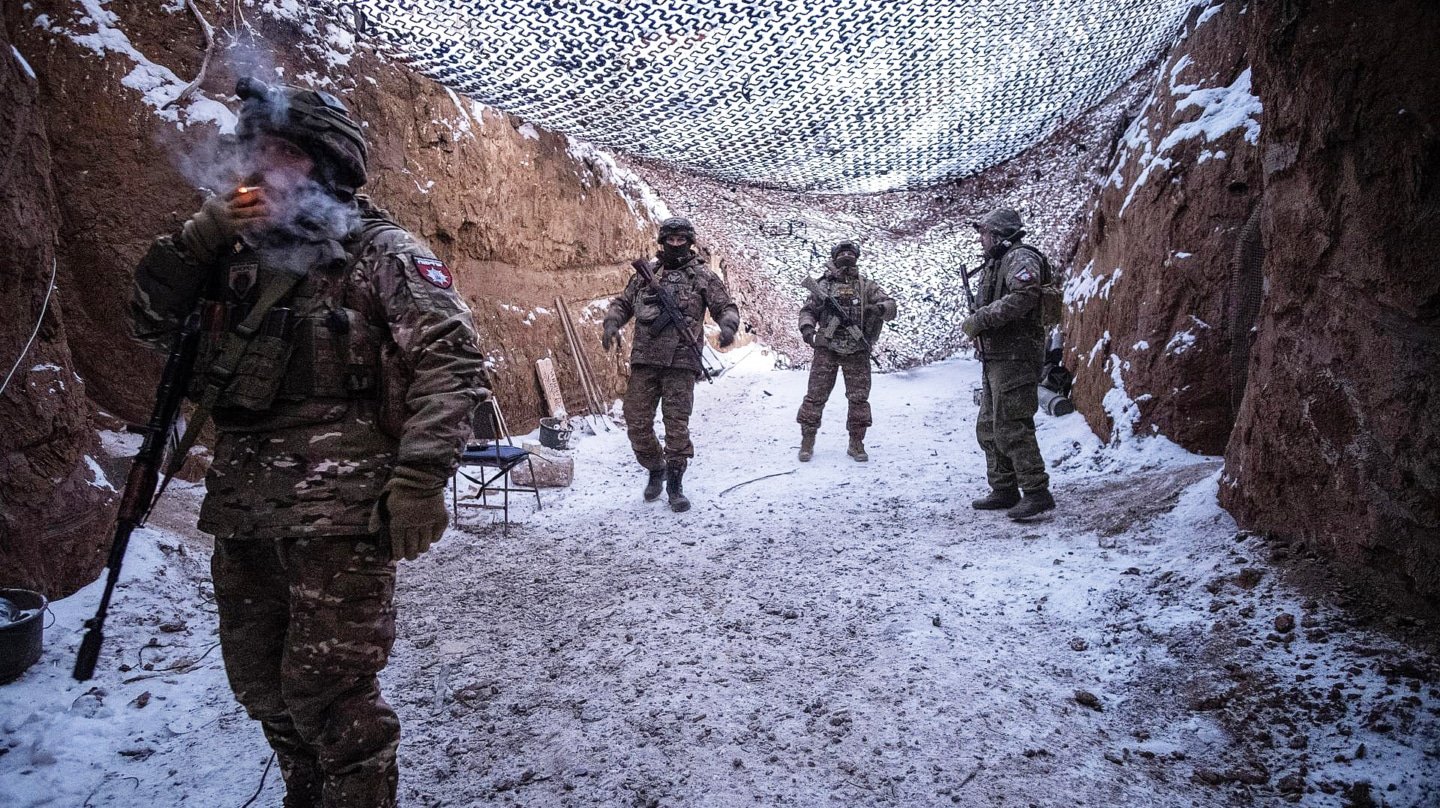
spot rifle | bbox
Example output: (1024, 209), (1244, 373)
(74, 314), (200, 681)
(801, 277), (882, 367)
(630, 258), (716, 383)
(958, 263), (979, 315)
(958, 263), (984, 356)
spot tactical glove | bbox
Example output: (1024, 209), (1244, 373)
(370, 466), (449, 561)
(602, 319), (621, 351)
(801, 325), (816, 346)
(178, 188), (269, 264)
(717, 313), (740, 348)
(961, 315), (982, 339)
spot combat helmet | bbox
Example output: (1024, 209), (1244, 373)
(970, 208), (1025, 240)
(831, 240), (861, 260)
(235, 77), (368, 196)
(656, 217), (697, 245)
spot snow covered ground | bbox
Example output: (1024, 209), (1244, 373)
(2, 352), (1436, 807)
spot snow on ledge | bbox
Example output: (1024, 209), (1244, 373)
(41, 0), (236, 132)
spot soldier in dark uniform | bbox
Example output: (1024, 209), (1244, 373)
(961, 208), (1055, 521)
(131, 79), (488, 807)
(795, 241), (897, 462)
(602, 217), (740, 512)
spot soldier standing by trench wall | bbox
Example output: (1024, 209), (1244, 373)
(130, 79), (488, 807)
(603, 217), (740, 512)
(795, 241), (897, 462)
(961, 208), (1056, 521)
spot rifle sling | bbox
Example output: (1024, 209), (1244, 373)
(161, 267), (305, 481)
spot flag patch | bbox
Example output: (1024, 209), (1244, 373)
(1014, 269), (1036, 283)
(414, 257), (454, 289)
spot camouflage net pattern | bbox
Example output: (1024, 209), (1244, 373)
(346, 0), (1197, 193)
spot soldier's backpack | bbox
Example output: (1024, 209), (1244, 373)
(1012, 244), (1065, 328)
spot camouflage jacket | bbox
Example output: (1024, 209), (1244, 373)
(131, 197), (488, 540)
(798, 263), (897, 355)
(971, 244), (1045, 363)
(604, 253), (739, 375)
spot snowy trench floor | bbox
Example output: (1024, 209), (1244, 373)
(3, 352), (1437, 807)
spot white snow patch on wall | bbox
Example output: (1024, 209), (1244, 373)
(1113, 60), (1262, 218)
(565, 137), (673, 228)
(11, 44), (36, 79)
(1063, 262), (1123, 308)
(517, 122), (541, 140)
(83, 455), (116, 492)
(1195, 3), (1225, 28)
(49, 0), (237, 132)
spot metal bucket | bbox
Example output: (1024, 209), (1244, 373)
(1038, 386), (1076, 417)
(538, 417), (572, 450)
(0, 588), (47, 685)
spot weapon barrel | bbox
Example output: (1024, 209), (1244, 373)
(73, 316), (197, 681)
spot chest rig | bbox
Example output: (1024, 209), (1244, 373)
(190, 241), (385, 416)
(636, 259), (704, 330)
(818, 274), (866, 352)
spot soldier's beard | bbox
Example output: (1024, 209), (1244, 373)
(835, 256), (858, 271)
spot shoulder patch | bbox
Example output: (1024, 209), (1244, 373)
(1013, 268), (1036, 283)
(414, 257), (454, 289)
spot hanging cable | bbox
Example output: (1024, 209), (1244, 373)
(0, 256), (59, 398)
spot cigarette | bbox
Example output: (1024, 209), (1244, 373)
(236, 186), (260, 195)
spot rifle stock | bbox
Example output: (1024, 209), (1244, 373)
(631, 258), (716, 383)
(74, 315), (199, 681)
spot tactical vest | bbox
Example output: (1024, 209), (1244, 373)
(635, 260), (706, 331)
(189, 223), (397, 432)
(815, 275), (870, 355)
(977, 247), (1046, 364)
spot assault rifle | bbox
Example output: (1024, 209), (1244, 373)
(958, 263), (985, 357)
(801, 277), (882, 367)
(958, 263), (979, 315)
(631, 258), (717, 383)
(74, 314), (200, 681)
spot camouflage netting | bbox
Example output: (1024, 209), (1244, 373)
(345, 0), (1197, 192)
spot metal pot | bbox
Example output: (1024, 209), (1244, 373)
(0, 588), (47, 685)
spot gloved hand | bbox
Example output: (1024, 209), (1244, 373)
(369, 467), (449, 561)
(179, 187), (269, 263)
(602, 319), (621, 351)
(717, 314), (739, 348)
(800, 325), (816, 346)
(961, 315), (982, 339)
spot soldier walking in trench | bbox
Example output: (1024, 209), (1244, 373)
(796, 241), (898, 462)
(131, 79), (488, 807)
(602, 217), (741, 512)
(961, 208), (1056, 521)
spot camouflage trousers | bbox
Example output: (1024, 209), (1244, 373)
(976, 359), (1050, 494)
(213, 536), (400, 808)
(797, 347), (872, 433)
(623, 364), (697, 471)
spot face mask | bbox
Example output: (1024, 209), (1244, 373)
(835, 253), (858, 269)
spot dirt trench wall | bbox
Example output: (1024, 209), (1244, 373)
(1063, 3), (1263, 455)
(1220, 0), (1440, 604)
(0, 21), (116, 597)
(3, 0), (660, 597)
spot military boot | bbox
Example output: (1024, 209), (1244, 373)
(643, 468), (665, 502)
(847, 430), (868, 462)
(666, 463), (691, 513)
(971, 489), (1021, 510)
(1007, 489), (1056, 521)
(798, 428), (817, 462)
